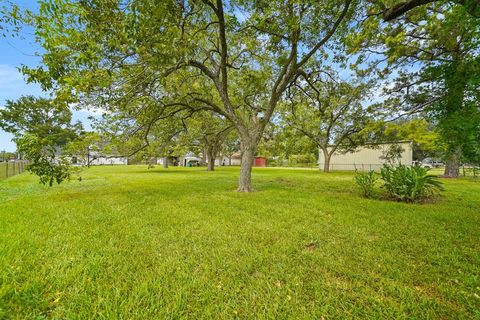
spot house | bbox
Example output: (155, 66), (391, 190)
(87, 155), (128, 165)
(227, 152), (242, 166)
(156, 153), (202, 167)
(155, 151), (243, 167)
(318, 141), (413, 171)
(70, 151), (128, 166)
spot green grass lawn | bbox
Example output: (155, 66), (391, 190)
(1, 166), (479, 319)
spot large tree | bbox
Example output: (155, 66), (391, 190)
(283, 73), (379, 172)
(350, 0), (480, 177)
(5, 0), (356, 191)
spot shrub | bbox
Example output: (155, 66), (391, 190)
(354, 170), (378, 198)
(380, 164), (443, 202)
(288, 154), (316, 167)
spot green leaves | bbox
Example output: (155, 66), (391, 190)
(0, 96), (82, 186)
(380, 164), (444, 202)
(15, 133), (71, 186)
(355, 164), (444, 203)
(0, 95), (82, 146)
(354, 170), (378, 198)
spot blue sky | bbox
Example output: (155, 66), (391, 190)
(0, 1), (95, 152)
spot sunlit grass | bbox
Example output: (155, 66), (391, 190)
(1, 166), (479, 319)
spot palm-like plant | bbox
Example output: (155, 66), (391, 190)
(380, 165), (444, 202)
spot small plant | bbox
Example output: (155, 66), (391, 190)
(354, 170), (378, 198)
(380, 164), (443, 202)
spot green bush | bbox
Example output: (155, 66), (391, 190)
(354, 170), (378, 198)
(288, 154), (316, 167)
(380, 164), (443, 202)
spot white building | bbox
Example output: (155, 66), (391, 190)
(69, 151), (128, 166)
(156, 152), (241, 167)
(87, 156), (128, 165)
(318, 141), (413, 171)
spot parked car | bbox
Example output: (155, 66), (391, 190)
(421, 158), (444, 168)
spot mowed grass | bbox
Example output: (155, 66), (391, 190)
(0, 166), (479, 319)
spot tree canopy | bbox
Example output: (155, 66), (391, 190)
(5, 0), (357, 191)
(1, 0), (478, 186)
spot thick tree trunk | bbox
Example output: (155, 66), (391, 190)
(163, 157), (169, 169)
(323, 153), (331, 173)
(444, 148), (461, 178)
(206, 148), (216, 171)
(318, 147), (331, 172)
(441, 60), (465, 178)
(207, 160), (215, 171)
(238, 139), (256, 192)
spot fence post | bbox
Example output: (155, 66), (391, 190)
(5, 161), (8, 178)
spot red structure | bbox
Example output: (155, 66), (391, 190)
(254, 156), (267, 167)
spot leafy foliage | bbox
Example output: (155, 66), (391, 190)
(370, 118), (443, 161)
(349, 1), (480, 177)
(283, 69), (382, 172)
(380, 164), (444, 202)
(0, 96), (82, 144)
(379, 143), (405, 165)
(353, 170), (378, 198)
(15, 133), (70, 186)
(0, 96), (81, 185)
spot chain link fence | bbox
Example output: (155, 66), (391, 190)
(0, 161), (30, 181)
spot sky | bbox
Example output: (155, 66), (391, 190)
(0, 1), (95, 152)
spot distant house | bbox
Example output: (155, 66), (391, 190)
(227, 152), (242, 166)
(318, 141), (413, 171)
(214, 155), (238, 166)
(70, 151), (128, 166)
(156, 153), (202, 167)
(87, 155), (128, 165)
(154, 151), (244, 167)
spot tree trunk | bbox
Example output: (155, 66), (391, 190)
(206, 148), (215, 171)
(319, 147), (330, 172)
(441, 60), (465, 178)
(323, 152), (331, 173)
(163, 157), (169, 169)
(444, 148), (460, 178)
(238, 139), (256, 192)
